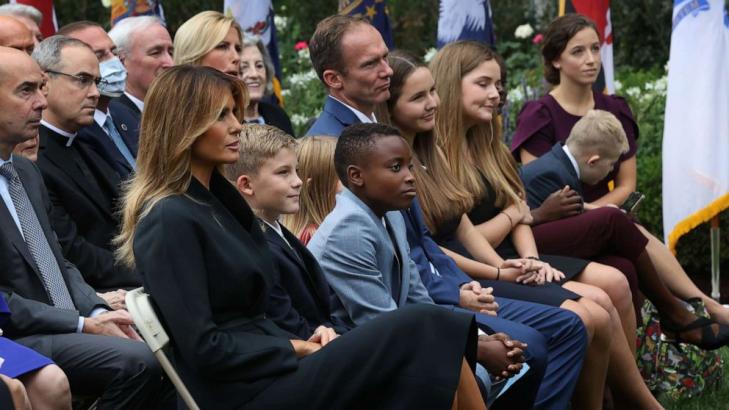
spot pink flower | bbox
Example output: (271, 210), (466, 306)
(532, 33), (544, 45)
(294, 41), (308, 51)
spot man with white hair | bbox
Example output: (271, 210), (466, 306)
(0, 3), (43, 45)
(108, 16), (173, 118)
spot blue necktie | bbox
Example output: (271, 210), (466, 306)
(103, 116), (136, 170)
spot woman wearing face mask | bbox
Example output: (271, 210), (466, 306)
(238, 36), (294, 135)
(430, 41), (665, 409)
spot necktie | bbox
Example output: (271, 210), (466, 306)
(103, 116), (136, 169)
(0, 163), (75, 309)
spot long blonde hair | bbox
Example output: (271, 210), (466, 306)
(430, 41), (523, 208)
(281, 136), (338, 236)
(173, 11), (242, 66)
(115, 65), (248, 267)
(385, 50), (473, 233)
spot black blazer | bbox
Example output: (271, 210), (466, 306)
(0, 156), (107, 338)
(263, 223), (346, 338)
(111, 93), (141, 116)
(77, 107), (138, 180)
(520, 143), (585, 209)
(133, 171), (298, 408)
(259, 101), (295, 136)
(36, 125), (140, 290)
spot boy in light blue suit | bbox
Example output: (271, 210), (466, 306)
(309, 123), (557, 408)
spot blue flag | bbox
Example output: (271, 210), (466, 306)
(339, 0), (394, 48)
(437, 0), (495, 48)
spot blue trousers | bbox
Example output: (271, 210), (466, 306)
(461, 297), (587, 410)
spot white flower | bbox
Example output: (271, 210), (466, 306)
(507, 88), (525, 104)
(423, 47), (437, 63)
(297, 48), (310, 60)
(281, 89), (291, 97)
(625, 86), (641, 99)
(288, 69), (319, 87)
(290, 113), (309, 127)
(514, 24), (534, 39)
(274, 15), (288, 31)
(613, 79), (622, 92)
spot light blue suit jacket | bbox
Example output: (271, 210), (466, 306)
(307, 189), (433, 329)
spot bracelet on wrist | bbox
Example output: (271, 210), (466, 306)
(500, 211), (514, 228)
(496, 267), (501, 281)
(526, 256), (540, 261)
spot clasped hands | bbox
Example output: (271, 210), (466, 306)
(498, 258), (565, 286)
(290, 326), (339, 358)
(477, 333), (526, 380)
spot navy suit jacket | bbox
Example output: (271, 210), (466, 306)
(520, 143), (585, 209)
(401, 199), (471, 307)
(305, 96), (362, 137)
(77, 107), (139, 179)
(263, 222), (346, 338)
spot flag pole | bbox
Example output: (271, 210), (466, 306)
(711, 215), (721, 301)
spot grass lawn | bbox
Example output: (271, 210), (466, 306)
(662, 347), (729, 409)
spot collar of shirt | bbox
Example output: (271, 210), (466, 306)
(330, 95), (377, 123)
(124, 92), (144, 112)
(562, 145), (581, 179)
(94, 109), (109, 130)
(41, 120), (77, 147)
(261, 218), (293, 248)
(0, 154), (12, 167)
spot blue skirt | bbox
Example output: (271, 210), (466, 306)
(0, 337), (53, 378)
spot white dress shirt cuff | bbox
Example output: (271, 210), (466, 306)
(77, 308), (109, 333)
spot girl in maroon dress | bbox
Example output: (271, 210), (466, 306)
(513, 13), (729, 330)
(430, 40), (664, 410)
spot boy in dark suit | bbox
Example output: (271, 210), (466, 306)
(520, 109), (629, 210)
(225, 124), (343, 344)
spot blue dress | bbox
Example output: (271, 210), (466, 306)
(0, 295), (53, 378)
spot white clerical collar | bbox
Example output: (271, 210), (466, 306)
(125, 92), (144, 112)
(41, 119), (77, 147)
(562, 145), (581, 178)
(330, 95), (377, 123)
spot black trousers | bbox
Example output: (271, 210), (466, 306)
(15, 332), (175, 410)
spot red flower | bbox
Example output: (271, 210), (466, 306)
(294, 41), (308, 51)
(532, 33), (544, 45)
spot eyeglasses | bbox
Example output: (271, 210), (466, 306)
(45, 70), (106, 89)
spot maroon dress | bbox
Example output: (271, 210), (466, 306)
(511, 92), (639, 202)
(512, 93), (645, 318)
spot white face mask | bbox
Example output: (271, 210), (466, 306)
(98, 57), (127, 97)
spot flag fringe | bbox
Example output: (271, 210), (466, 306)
(667, 193), (729, 253)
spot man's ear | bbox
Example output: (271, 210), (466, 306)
(236, 174), (255, 197)
(347, 164), (364, 188)
(322, 69), (344, 90)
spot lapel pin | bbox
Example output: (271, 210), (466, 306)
(121, 124), (128, 131)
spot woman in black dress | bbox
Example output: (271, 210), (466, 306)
(115, 65), (486, 410)
(429, 42), (663, 409)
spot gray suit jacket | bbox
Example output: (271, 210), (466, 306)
(307, 189), (433, 329)
(0, 155), (107, 338)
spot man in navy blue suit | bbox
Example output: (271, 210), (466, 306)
(305, 15), (393, 137)
(59, 21), (137, 179)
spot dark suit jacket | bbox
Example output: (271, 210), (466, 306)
(109, 94), (141, 155)
(263, 223), (346, 338)
(37, 125), (140, 290)
(0, 156), (107, 338)
(77, 107), (138, 179)
(305, 95), (362, 137)
(133, 171), (298, 407)
(520, 143), (585, 209)
(111, 93), (141, 116)
(258, 101), (295, 136)
(401, 199), (470, 307)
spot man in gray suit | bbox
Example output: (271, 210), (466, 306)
(0, 46), (171, 409)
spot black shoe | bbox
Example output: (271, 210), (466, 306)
(661, 316), (729, 350)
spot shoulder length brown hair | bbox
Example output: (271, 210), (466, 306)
(430, 41), (523, 209)
(115, 65), (248, 267)
(385, 50), (473, 233)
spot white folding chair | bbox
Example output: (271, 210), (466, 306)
(125, 287), (200, 410)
